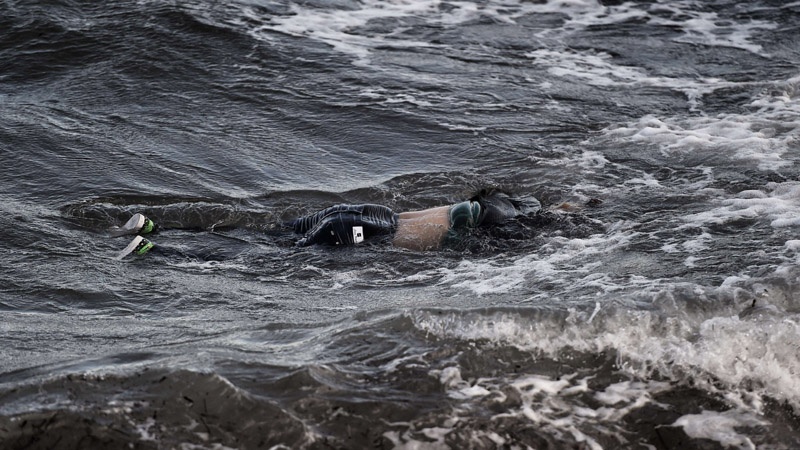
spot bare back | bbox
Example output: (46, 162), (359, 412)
(392, 206), (451, 251)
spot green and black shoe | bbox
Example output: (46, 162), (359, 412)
(110, 213), (157, 237)
(116, 235), (154, 260)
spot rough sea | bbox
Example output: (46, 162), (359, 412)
(2, 0), (800, 448)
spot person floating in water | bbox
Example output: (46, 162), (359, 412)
(112, 190), (545, 259)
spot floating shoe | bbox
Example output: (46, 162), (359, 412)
(110, 213), (157, 237)
(115, 235), (154, 260)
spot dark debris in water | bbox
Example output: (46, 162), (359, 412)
(2, 346), (797, 450)
(0, 370), (311, 450)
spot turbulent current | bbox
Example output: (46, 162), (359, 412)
(2, 0), (800, 448)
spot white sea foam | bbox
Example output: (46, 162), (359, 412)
(649, 3), (777, 56)
(413, 304), (800, 414)
(254, 0), (449, 63)
(606, 114), (797, 170)
(527, 49), (654, 87)
(602, 72), (800, 170)
(681, 182), (800, 237)
(407, 304), (800, 447)
(428, 360), (666, 449)
(673, 410), (767, 450)
(436, 228), (630, 297)
(527, 47), (755, 111)
(438, 366), (493, 399)
(220, 0), (780, 65)
(536, 0), (777, 56)
(384, 426), (514, 450)
(135, 417), (158, 441)
(528, 0), (778, 60)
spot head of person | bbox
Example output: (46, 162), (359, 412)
(470, 188), (542, 226)
(453, 188), (604, 253)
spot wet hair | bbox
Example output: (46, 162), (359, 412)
(469, 188), (542, 226)
(448, 188), (603, 254)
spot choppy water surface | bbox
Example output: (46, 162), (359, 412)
(2, 0), (800, 448)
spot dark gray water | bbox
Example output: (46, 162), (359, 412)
(2, 0), (800, 448)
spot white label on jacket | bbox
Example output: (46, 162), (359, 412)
(353, 226), (364, 244)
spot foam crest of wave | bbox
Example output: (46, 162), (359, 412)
(436, 228), (630, 297)
(683, 182), (800, 230)
(222, 0), (782, 64)
(603, 74), (800, 170)
(411, 306), (800, 411)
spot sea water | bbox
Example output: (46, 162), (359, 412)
(1, 0), (800, 448)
